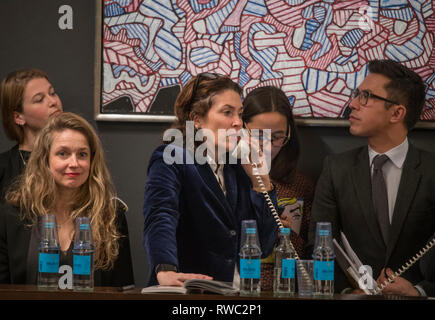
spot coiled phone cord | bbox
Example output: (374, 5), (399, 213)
(251, 163), (312, 285)
(374, 236), (435, 295)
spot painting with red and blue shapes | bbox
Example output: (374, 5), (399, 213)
(101, 0), (435, 124)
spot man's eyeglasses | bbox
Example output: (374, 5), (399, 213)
(188, 73), (221, 109)
(245, 124), (290, 147)
(350, 88), (399, 106)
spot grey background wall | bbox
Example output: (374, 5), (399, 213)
(1, 0), (435, 288)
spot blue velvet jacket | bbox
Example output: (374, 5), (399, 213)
(143, 144), (278, 285)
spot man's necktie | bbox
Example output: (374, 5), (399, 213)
(372, 154), (390, 246)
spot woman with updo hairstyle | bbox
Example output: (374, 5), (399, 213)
(143, 73), (278, 287)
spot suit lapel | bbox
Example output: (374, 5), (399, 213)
(351, 146), (386, 250)
(223, 164), (238, 227)
(386, 144), (421, 263)
(196, 163), (235, 228)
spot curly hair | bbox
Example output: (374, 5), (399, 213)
(6, 112), (120, 270)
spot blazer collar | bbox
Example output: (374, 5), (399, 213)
(351, 146), (386, 250)
(386, 143), (421, 262)
(352, 144), (422, 262)
(196, 162), (237, 228)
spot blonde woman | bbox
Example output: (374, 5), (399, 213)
(0, 68), (63, 200)
(0, 112), (133, 286)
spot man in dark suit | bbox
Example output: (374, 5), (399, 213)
(308, 59), (435, 296)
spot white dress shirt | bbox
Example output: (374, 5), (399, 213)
(207, 156), (239, 287)
(207, 155), (226, 195)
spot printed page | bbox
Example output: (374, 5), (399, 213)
(141, 285), (187, 294)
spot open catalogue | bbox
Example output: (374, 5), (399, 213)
(333, 232), (378, 294)
(141, 279), (239, 295)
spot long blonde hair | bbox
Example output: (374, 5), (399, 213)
(6, 112), (120, 270)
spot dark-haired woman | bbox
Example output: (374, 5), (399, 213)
(143, 74), (278, 287)
(242, 86), (314, 290)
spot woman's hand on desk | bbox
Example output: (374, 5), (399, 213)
(157, 271), (213, 287)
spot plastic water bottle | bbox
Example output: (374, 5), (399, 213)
(72, 217), (95, 291)
(273, 228), (295, 296)
(312, 222), (335, 297)
(38, 214), (60, 290)
(239, 220), (262, 296)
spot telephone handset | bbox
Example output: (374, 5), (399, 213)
(232, 129), (284, 230)
(232, 129), (306, 262)
(231, 129), (252, 164)
(374, 236), (435, 295)
(232, 129), (313, 286)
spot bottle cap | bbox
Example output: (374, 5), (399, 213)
(280, 228), (290, 235)
(39, 214), (60, 245)
(240, 219), (260, 249)
(246, 227), (256, 234)
(313, 222), (334, 256)
(73, 217), (94, 248)
(316, 222), (332, 236)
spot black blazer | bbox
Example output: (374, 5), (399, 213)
(308, 143), (435, 295)
(0, 145), (24, 201)
(0, 202), (134, 287)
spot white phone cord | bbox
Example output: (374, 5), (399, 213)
(374, 237), (435, 295)
(251, 164), (312, 285)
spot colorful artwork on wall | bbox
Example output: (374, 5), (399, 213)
(98, 0), (435, 125)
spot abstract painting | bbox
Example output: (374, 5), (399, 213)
(97, 0), (435, 125)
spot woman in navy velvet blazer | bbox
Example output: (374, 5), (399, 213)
(143, 73), (278, 286)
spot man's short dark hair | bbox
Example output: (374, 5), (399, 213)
(368, 59), (426, 130)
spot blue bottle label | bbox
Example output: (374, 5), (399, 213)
(280, 228), (290, 235)
(314, 260), (334, 281)
(39, 253), (59, 273)
(281, 259), (295, 279)
(240, 259), (261, 279)
(73, 255), (91, 275)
